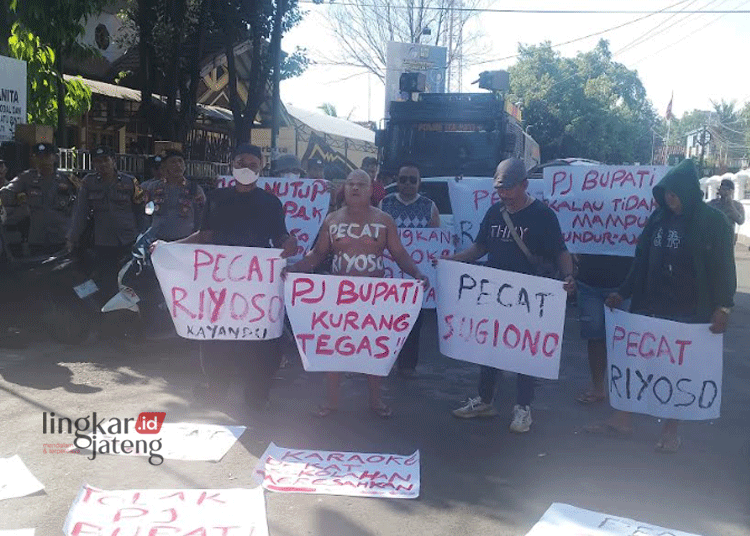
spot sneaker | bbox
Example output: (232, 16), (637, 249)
(452, 397), (498, 419)
(509, 404), (532, 433)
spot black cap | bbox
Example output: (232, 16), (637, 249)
(307, 158), (324, 169)
(92, 145), (115, 158)
(32, 142), (57, 156)
(232, 143), (262, 161)
(719, 178), (735, 190)
(163, 148), (184, 161)
(272, 153), (302, 174)
(361, 156), (378, 167)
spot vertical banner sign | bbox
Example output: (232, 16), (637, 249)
(63, 485), (269, 536)
(216, 176), (331, 262)
(383, 227), (453, 308)
(544, 165), (669, 256)
(0, 56), (27, 143)
(436, 260), (566, 379)
(525, 503), (702, 536)
(151, 244), (285, 340)
(253, 443), (420, 499)
(284, 273), (424, 375)
(447, 177), (546, 252)
(605, 309), (722, 420)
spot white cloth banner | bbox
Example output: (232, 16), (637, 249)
(526, 503), (702, 536)
(152, 243), (285, 340)
(63, 485), (268, 536)
(72, 423), (246, 462)
(543, 165), (669, 256)
(383, 227), (453, 308)
(436, 260), (566, 379)
(605, 309), (723, 420)
(253, 443), (420, 499)
(284, 273), (423, 375)
(217, 176), (330, 262)
(0, 456), (44, 500)
(0, 56), (27, 143)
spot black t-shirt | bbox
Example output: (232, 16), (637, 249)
(476, 200), (566, 275)
(200, 187), (287, 247)
(576, 254), (633, 289)
(643, 213), (697, 319)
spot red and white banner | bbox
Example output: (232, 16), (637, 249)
(152, 244), (285, 340)
(383, 227), (453, 308)
(253, 443), (419, 499)
(218, 176), (330, 262)
(436, 260), (567, 379)
(63, 485), (268, 536)
(605, 309), (723, 420)
(544, 165), (669, 256)
(284, 274), (423, 375)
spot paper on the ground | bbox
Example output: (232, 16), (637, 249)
(0, 456), (44, 500)
(63, 485), (268, 536)
(525, 503), (702, 536)
(72, 423), (246, 462)
(253, 443), (420, 498)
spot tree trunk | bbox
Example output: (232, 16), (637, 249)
(56, 47), (67, 148)
(137, 0), (154, 133)
(0, 0), (11, 56)
(270, 0), (286, 157)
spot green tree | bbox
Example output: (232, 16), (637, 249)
(318, 103), (337, 117)
(7, 23), (91, 128)
(12, 0), (108, 147)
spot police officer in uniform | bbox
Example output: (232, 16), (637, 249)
(142, 149), (205, 240)
(67, 145), (144, 299)
(0, 143), (77, 256)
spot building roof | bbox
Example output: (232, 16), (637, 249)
(285, 104), (375, 143)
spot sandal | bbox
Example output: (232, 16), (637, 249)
(313, 404), (337, 418)
(655, 434), (682, 453)
(576, 391), (606, 404)
(582, 422), (634, 438)
(370, 403), (393, 419)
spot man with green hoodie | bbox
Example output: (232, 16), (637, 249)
(589, 158), (736, 453)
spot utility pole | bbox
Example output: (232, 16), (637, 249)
(698, 125), (710, 177)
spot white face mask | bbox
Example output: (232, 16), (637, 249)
(232, 166), (258, 185)
(281, 171), (301, 180)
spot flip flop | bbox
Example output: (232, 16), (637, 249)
(313, 405), (337, 418)
(582, 422), (634, 438)
(655, 434), (682, 453)
(370, 404), (393, 419)
(576, 391), (606, 404)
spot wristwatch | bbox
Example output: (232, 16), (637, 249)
(718, 306), (732, 315)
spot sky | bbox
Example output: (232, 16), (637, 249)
(279, 0), (750, 124)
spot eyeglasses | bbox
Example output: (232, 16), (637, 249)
(398, 175), (419, 184)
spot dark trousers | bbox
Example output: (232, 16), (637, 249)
(397, 311), (424, 371)
(94, 244), (132, 301)
(479, 366), (535, 407)
(199, 339), (282, 403)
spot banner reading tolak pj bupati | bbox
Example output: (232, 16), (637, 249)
(151, 244), (285, 340)
(544, 165), (669, 256)
(383, 228), (453, 308)
(284, 274), (423, 375)
(605, 309), (723, 420)
(436, 260), (566, 379)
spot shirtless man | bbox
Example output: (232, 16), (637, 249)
(286, 169), (428, 417)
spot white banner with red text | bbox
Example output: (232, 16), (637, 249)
(284, 273), (423, 375)
(383, 227), (453, 308)
(543, 165), (669, 256)
(63, 485), (268, 536)
(436, 260), (566, 379)
(218, 176), (330, 262)
(252, 443), (419, 499)
(152, 244), (285, 340)
(605, 309), (722, 420)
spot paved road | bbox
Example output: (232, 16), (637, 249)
(1, 246), (749, 535)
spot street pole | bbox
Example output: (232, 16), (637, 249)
(270, 0), (287, 162)
(699, 125), (707, 177)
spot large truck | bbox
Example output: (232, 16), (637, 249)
(377, 74), (540, 178)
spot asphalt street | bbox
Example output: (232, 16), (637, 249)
(1, 246), (749, 535)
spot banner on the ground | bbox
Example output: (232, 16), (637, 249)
(217, 176), (330, 262)
(284, 273), (423, 375)
(447, 177), (546, 252)
(63, 485), (268, 536)
(605, 309), (722, 420)
(543, 165), (669, 256)
(72, 423), (245, 462)
(436, 260), (566, 379)
(525, 503), (702, 536)
(0, 456), (44, 501)
(253, 443), (420, 499)
(152, 244), (285, 340)
(383, 227), (453, 308)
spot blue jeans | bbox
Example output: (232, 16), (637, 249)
(479, 366), (535, 407)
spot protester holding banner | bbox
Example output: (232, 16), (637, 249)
(443, 158), (575, 433)
(286, 169), (428, 418)
(155, 143), (297, 410)
(592, 159), (736, 452)
(379, 162), (440, 378)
